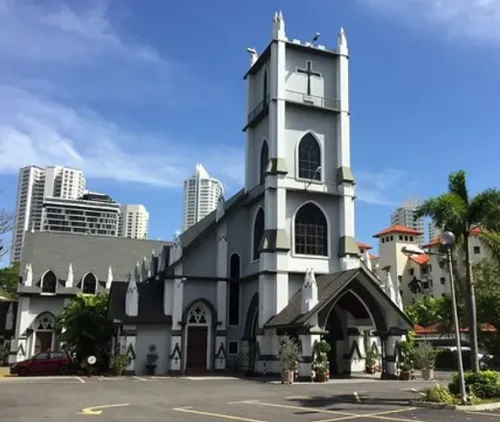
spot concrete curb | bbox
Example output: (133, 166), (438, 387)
(409, 400), (500, 412)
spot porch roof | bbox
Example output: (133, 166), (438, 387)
(264, 267), (412, 330)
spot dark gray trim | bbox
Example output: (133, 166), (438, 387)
(261, 229), (291, 252)
(347, 327), (362, 336)
(171, 330), (182, 336)
(181, 298), (218, 325)
(215, 330), (227, 336)
(243, 43), (273, 79)
(286, 41), (341, 59)
(243, 293), (259, 340)
(259, 354), (278, 361)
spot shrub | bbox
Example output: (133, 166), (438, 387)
(277, 335), (300, 371)
(413, 342), (437, 370)
(449, 370), (500, 399)
(112, 354), (129, 376)
(424, 384), (456, 404)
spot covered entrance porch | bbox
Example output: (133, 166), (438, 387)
(265, 267), (412, 380)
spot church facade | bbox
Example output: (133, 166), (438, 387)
(8, 231), (169, 364)
(109, 12), (412, 378)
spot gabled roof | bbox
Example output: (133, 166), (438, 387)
(356, 241), (372, 251)
(179, 189), (247, 251)
(107, 282), (172, 325)
(373, 225), (422, 238)
(265, 267), (412, 330)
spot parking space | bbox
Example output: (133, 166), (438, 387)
(1, 375), (500, 421)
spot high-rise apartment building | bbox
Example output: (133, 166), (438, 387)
(41, 192), (120, 236)
(182, 164), (223, 231)
(428, 221), (442, 243)
(11, 166), (86, 262)
(118, 204), (149, 239)
(390, 197), (425, 245)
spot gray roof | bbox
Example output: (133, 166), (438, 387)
(20, 231), (170, 284)
(265, 267), (412, 329)
(107, 281), (172, 325)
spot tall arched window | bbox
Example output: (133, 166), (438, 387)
(41, 271), (57, 294)
(82, 273), (97, 294)
(298, 133), (321, 180)
(260, 141), (269, 186)
(253, 208), (265, 261)
(228, 253), (241, 326)
(294, 203), (328, 256)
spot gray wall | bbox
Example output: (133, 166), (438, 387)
(182, 280), (217, 318)
(135, 325), (171, 375)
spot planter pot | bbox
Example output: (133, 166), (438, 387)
(281, 369), (294, 384)
(421, 368), (434, 381)
(400, 370), (411, 381)
(315, 372), (327, 382)
(365, 365), (376, 374)
(145, 365), (157, 376)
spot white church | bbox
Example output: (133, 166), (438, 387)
(9, 12), (411, 379)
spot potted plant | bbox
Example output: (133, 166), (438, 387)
(365, 347), (379, 374)
(413, 342), (437, 380)
(313, 340), (331, 382)
(145, 345), (158, 376)
(112, 354), (128, 376)
(278, 335), (300, 384)
(397, 341), (414, 381)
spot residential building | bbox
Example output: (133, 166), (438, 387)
(118, 205), (149, 239)
(428, 221), (442, 243)
(182, 164), (223, 231)
(363, 225), (488, 305)
(41, 192), (120, 236)
(390, 198), (424, 245)
(10, 166), (86, 263)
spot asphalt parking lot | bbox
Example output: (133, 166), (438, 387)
(1, 375), (500, 421)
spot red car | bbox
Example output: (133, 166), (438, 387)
(10, 351), (73, 376)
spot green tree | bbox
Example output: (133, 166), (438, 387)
(416, 170), (500, 372)
(56, 293), (112, 369)
(0, 205), (14, 258)
(0, 261), (19, 298)
(405, 295), (465, 330)
(474, 259), (500, 358)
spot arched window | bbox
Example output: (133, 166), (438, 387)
(41, 271), (57, 294)
(294, 203), (328, 256)
(263, 69), (268, 101)
(253, 208), (265, 260)
(228, 253), (241, 326)
(298, 133), (321, 180)
(82, 273), (97, 294)
(260, 141), (269, 186)
(229, 254), (241, 280)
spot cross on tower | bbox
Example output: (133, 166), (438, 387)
(297, 60), (321, 96)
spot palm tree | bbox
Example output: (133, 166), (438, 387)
(416, 170), (500, 372)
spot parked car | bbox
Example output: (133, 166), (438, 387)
(10, 351), (74, 376)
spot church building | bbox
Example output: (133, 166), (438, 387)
(108, 12), (412, 378)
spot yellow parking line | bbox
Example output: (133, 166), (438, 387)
(173, 406), (269, 422)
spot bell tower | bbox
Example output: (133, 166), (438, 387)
(243, 12), (358, 373)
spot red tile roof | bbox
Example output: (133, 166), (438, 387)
(422, 228), (482, 249)
(414, 323), (496, 334)
(409, 254), (430, 265)
(357, 241), (373, 251)
(373, 225), (422, 238)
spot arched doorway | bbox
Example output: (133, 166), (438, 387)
(323, 289), (384, 376)
(33, 312), (56, 355)
(243, 293), (259, 374)
(184, 301), (212, 373)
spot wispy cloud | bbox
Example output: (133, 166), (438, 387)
(356, 169), (412, 205)
(359, 0), (500, 45)
(0, 1), (239, 188)
(0, 86), (243, 187)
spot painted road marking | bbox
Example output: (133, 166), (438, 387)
(74, 376), (86, 384)
(78, 403), (129, 416)
(353, 391), (361, 403)
(227, 400), (260, 405)
(232, 401), (422, 422)
(133, 376), (148, 381)
(285, 395), (311, 400)
(173, 406), (269, 422)
(466, 411), (500, 418)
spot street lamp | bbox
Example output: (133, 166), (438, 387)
(402, 232), (467, 405)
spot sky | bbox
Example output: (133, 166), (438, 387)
(0, 0), (499, 263)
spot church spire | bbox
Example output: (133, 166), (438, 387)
(272, 10), (286, 40)
(337, 27), (348, 54)
(66, 263), (74, 288)
(362, 249), (372, 272)
(125, 272), (139, 317)
(5, 302), (13, 330)
(106, 265), (113, 289)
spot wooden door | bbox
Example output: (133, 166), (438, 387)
(186, 327), (208, 372)
(34, 332), (53, 355)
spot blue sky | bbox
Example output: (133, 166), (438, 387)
(1, 0), (499, 263)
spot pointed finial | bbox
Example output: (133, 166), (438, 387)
(273, 11), (278, 22)
(278, 10), (283, 20)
